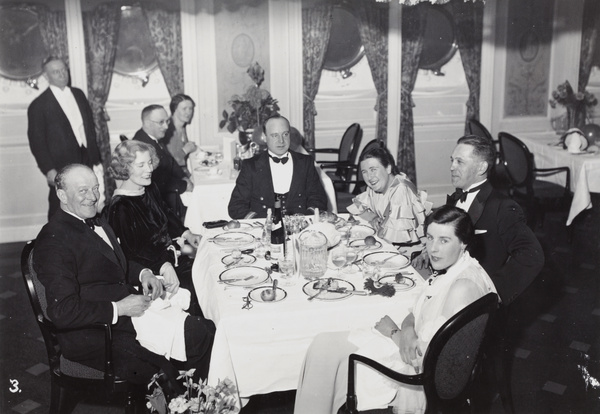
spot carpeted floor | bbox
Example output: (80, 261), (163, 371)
(1, 198), (599, 413)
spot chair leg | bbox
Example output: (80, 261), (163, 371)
(494, 341), (516, 414)
(51, 380), (80, 414)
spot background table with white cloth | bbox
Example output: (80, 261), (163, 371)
(520, 134), (600, 225)
(191, 221), (424, 400)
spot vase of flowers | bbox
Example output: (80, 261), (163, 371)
(146, 369), (239, 414)
(219, 62), (280, 151)
(549, 80), (597, 131)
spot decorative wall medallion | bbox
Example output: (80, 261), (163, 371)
(231, 34), (255, 68)
(519, 30), (540, 63)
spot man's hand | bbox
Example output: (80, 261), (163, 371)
(411, 249), (430, 270)
(184, 177), (194, 192)
(159, 262), (180, 295)
(374, 315), (400, 338)
(140, 270), (164, 300)
(116, 294), (151, 317)
(183, 141), (197, 155)
(46, 169), (58, 186)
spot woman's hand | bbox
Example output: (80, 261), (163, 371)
(160, 262), (180, 295)
(398, 326), (422, 366)
(184, 232), (202, 248)
(374, 315), (400, 338)
(411, 248), (430, 270)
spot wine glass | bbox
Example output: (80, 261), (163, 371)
(278, 256), (295, 286)
(330, 245), (348, 278)
(343, 246), (359, 274)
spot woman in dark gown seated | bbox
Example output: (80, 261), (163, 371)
(106, 140), (203, 317)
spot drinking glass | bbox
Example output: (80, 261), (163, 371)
(330, 245), (348, 278)
(278, 256), (296, 286)
(343, 248), (358, 274)
(214, 152), (224, 164)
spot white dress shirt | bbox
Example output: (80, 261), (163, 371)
(455, 179), (487, 212)
(49, 85), (87, 147)
(269, 151), (293, 194)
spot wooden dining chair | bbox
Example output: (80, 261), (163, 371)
(21, 240), (144, 414)
(498, 132), (571, 228)
(309, 123), (363, 192)
(342, 293), (498, 414)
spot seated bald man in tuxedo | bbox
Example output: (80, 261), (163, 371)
(413, 135), (544, 305)
(34, 164), (213, 390)
(228, 114), (327, 219)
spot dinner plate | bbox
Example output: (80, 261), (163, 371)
(211, 232), (255, 247)
(349, 239), (382, 250)
(247, 286), (287, 303)
(363, 251), (410, 270)
(338, 224), (376, 239)
(219, 266), (269, 286)
(377, 274), (416, 292)
(302, 278), (355, 301)
(222, 222), (254, 231)
(221, 253), (256, 266)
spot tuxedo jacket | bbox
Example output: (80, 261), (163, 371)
(448, 181), (544, 304)
(133, 129), (188, 196)
(34, 209), (146, 364)
(228, 150), (328, 219)
(27, 87), (101, 175)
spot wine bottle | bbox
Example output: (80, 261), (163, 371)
(271, 199), (285, 259)
(233, 144), (242, 171)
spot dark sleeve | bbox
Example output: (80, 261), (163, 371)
(107, 198), (170, 274)
(148, 184), (187, 238)
(305, 159), (328, 212)
(35, 232), (114, 329)
(492, 199), (545, 304)
(228, 159), (254, 219)
(27, 99), (54, 175)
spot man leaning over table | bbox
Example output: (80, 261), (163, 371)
(228, 114), (328, 219)
(34, 164), (213, 392)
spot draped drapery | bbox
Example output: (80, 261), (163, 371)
(398, 4), (427, 184)
(33, 5), (69, 65)
(578, 0), (600, 93)
(83, 3), (121, 200)
(302, 4), (334, 149)
(450, 0), (483, 134)
(142, 3), (184, 96)
(353, 0), (389, 144)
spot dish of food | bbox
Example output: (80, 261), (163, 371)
(248, 286), (287, 303)
(377, 274), (417, 292)
(338, 224), (376, 239)
(363, 251), (410, 270)
(302, 278), (356, 301)
(211, 232), (255, 247)
(349, 238), (382, 250)
(222, 222), (254, 231)
(219, 266), (269, 286)
(221, 253), (256, 266)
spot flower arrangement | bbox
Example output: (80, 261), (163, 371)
(549, 80), (597, 130)
(219, 62), (280, 135)
(147, 369), (239, 414)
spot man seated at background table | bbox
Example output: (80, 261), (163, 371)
(133, 104), (193, 219)
(228, 114), (327, 218)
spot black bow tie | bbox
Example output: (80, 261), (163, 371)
(447, 183), (485, 204)
(84, 216), (101, 230)
(270, 155), (289, 164)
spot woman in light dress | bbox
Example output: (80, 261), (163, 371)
(347, 147), (431, 246)
(163, 94), (197, 177)
(294, 205), (498, 414)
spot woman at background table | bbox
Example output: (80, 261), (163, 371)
(105, 140), (204, 317)
(347, 146), (431, 247)
(294, 206), (497, 414)
(163, 94), (197, 177)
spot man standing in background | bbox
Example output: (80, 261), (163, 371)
(27, 56), (102, 220)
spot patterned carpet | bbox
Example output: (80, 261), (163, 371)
(1, 199), (599, 413)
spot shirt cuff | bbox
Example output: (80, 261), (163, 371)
(139, 268), (152, 283)
(111, 302), (118, 324)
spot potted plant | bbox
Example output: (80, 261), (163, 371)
(219, 62), (280, 149)
(549, 80), (597, 132)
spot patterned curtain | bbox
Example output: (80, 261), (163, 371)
(398, 4), (427, 184)
(83, 3), (121, 200)
(450, 0), (483, 134)
(302, 4), (334, 149)
(578, 0), (600, 93)
(353, 0), (389, 144)
(33, 5), (69, 65)
(142, 2), (184, 96)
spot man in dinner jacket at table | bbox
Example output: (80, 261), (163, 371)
(133, 104), (193, 219)
(27, 56), (101, 220)
(228, 114), (327, 219)
(34, 164), (213, 390)
(414, 134), (544, 305)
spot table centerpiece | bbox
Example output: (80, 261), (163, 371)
(549, 80), (597, 132)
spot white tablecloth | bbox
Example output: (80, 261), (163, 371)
(520, 134), (600, 225)
(191, 221), (424, 400)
